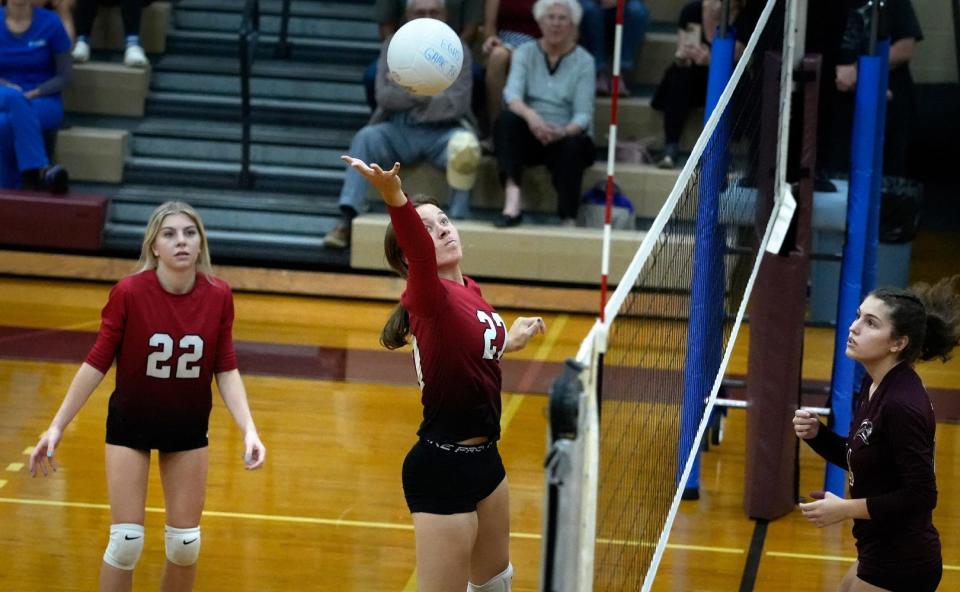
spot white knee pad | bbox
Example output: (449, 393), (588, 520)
(446, 130), (481, 191)
(165, 525), (201, 566)
(103, 523), (145, 570)
(468, 562), (513, 592)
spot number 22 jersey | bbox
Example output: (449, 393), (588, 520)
(85, 270), (238, 426)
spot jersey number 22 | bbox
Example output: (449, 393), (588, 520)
(146, 333), (204, 378)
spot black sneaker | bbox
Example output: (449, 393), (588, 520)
(40, 165), (69, 194)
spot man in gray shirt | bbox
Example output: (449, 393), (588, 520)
(324, 0), (481, 249)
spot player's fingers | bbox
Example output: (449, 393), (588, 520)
(389, 162), (400, 174)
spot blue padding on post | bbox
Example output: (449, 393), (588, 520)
(825, 54), (885, 495)
(862, 38), (890, 296)
(680, 33), (735, 492)
(854, 38), (891, 398)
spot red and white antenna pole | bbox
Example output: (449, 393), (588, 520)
(599, 0), (625, 324)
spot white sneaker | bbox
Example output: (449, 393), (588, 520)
(72, 40), (90, 63)
(123, 44), (149, 68)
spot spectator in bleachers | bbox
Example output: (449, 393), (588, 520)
(480, 0), (539, 143)
(0, 0), (71, 192)
(578, 0), (648, 96)
(324, 0), (481, 249)
(71, 0), (149, 67)
(828, 0), (922, 178)
(492, 0), (594, 227)
(364, 0), (484, 111)
(651, 0), (741, 169)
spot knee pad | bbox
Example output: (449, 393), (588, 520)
(468, 562), (513, 592)
(164, 525), (201, 566)
(103, 523), (145, 570)
(446, 130), (480, 191)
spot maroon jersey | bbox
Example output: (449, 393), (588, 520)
(389, 200), (507, 442)
(807, 362), (940, 573)
(85, 270), (238, 425)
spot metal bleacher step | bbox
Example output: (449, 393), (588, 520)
(165, 17), (379, 63)
(144, 90), (370, 126)
(123, 155), (346, 194)
(174, 0), (377, 39)
(150, 59), (366, 104)
(101, 183), (348, 265)
(129, 117), (352, 169)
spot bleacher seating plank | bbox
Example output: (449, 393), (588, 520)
(63, 63), (151, 117)
(55, 127), (129, 183)
(91, 2), (171, 54)
(351, 214), (649, 285)
(0, 192), (108, 250)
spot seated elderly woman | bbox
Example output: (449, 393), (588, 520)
(492, 0), (595, 227)
(0, 0), (71, 191)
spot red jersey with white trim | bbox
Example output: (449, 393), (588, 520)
(85, 270), (238, 424)
(389, 200), (507, 442)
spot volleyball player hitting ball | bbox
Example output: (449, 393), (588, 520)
(28, 201), (266, 592)
(794, 277), (960, 592)
(342, 154), (545, 591)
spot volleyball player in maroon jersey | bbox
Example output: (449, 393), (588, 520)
(28, 201), (266, 592)
(342, 155), (545, 592)
(794, 277), (959, 592)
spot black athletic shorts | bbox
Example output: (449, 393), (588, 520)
(105, 399), (209, 453)
(858, 562), (942, 592)
(402, 439), (506, 515)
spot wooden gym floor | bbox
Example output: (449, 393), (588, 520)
(0, 263), (957, 591)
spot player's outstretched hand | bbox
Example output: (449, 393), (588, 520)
(341, 155), (406, 207)
(505, 316), (547, 353)
(793, 409), (820, 440)
(28, 426), (62, 477)
(242, 430), (266, 470)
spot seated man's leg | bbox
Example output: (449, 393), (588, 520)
(429, 128), (480, 220)
(324, 121), (408, 248)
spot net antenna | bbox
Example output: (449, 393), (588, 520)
(539, 0), (806, 590)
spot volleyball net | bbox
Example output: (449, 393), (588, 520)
(540, 0), (800, 589)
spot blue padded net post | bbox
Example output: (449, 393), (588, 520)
(825, 47), (888, 495)
(679, 32), (735, 494)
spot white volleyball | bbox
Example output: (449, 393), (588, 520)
(386, 18), (464, 96)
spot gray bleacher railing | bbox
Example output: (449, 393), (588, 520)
(238, 0), (293, 188)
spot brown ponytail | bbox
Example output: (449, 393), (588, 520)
(871, 275), (960, 364)
(379, 195), (440, 350)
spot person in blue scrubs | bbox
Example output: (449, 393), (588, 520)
(0, 0), (71, 191)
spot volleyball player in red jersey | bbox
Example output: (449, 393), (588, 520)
(28, 201), (266, 592)
(342, 154), (545, 592)
(794, 277), (959, 592)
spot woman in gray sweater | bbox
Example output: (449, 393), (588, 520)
(492, 0), (595, 228)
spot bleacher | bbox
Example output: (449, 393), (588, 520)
(4, 0), (951, 296)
